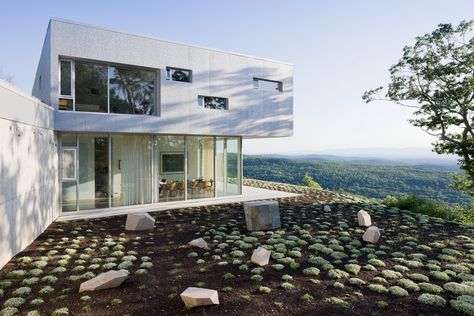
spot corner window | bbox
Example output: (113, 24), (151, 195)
(58, 59), (157, 115)
(198, 96), (228, 110)
(166, 67), (192, 83)
(253, 78), (283, 92)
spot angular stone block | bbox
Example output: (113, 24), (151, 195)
(363, 226), (381, 243)
(324, 205), (331, 212)
(251, 246), (271, 266)
(189, 238), (208, 249)
(358, 209), (372, 227)
(244, 200), (280, 231)
(180, 287), (219, 307)
(125, 212), (155, 231)
(79, 270), (128, 293)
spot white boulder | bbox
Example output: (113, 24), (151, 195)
(323, 205), (331, 212)
(363, 226), (381, 243)
(243, 201), (280, 231)
(189, 238), (208, 249)
(79, 270), (128, 293)
(180, 287), (219, 308)
(251, 247), (271, 266)
(357, 209), (372, 227)
(125, 212), (155, 231)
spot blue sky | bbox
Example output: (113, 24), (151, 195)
(0, 0), (473, 156)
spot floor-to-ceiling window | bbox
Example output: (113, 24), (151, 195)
(216, 137), (242, 197)
(187, 136), (215, 199)
(156, 135), (185, 202)
(60, 134), (241, 212)
(61, 134), (78, 212)
(111, 135), (153, 207)
(78, 134), (110, 210)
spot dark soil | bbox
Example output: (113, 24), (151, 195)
(0, 180), (472, 316)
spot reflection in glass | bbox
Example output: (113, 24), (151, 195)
(166, 67), (191, 82)
(215, 137), (241, 196)
(253, 78), (282, 92)
(78, 135), (109, 210)
(60, 60), (71, 95)
(226, 137), (241, 195)
(187, 136), (215, 199)
(198, 96), (228, 110)
(112, 135), (153, 207)
(61, 134), (77, 212)
(75, 61), (108, 113)
(109, 66), (155, 115)
(156, 135), (185, 202)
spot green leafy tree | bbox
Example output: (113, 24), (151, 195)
(302, 173), (321, 189)
(363, 20), (474, 196)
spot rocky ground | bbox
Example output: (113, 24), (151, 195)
(0, 180), (473, 316)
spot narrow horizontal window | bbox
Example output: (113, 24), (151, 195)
(166, 67), (192, 83)
(253, 78), (283, 92)
(198, 96), (228, 110)
(59, 98), (73, 111)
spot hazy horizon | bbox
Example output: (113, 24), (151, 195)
(1, 1), (473, 157)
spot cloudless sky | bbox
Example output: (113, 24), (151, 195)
(0, 0), (473, 155)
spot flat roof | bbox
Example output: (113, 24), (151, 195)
(50, 18), (293, 66)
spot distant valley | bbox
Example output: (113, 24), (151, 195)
(243, 154), (469, 205)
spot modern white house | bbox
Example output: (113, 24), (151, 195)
(0, 18), (293, 267)
(30, 18), (293, 213)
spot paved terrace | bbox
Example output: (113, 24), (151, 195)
(57, 185), (299, 221)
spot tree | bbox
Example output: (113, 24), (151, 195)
(363, 20), (474, 196)
(302, 173), (321, 189)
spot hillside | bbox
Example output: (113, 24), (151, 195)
(243, 156), (470, 205)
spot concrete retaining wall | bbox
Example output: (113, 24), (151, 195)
(0, 80), (58, 269)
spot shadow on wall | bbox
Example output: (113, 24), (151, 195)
(78, 65), (293, 137)
(0, 81), (58, 269)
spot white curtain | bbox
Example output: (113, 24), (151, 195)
(121, 135), (152, 205)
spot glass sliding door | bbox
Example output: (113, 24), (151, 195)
(226, 137), (242, 195)
(215, 137), (242, 197)
(61, 134), (77, 212)
(187, 136), (215, 199)
(78, 134), (110, 210)
(111, 135), (153, 207)
(156, 135), (185, 202)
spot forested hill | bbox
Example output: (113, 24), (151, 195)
(243, 156), (470, 205)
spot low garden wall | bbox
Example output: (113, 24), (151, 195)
(0, 80), (59, 268)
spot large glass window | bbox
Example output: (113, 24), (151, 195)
(156, 135), (185, 202)
(111, 135), (153, 207)
(109, 66), (155, 115)
(60, 134), (242, 212)
(78, 134), (109, 210)
(187, 136), (215, 199)
(216, 137), (242, 196)
(75, 62), (108, 113)
(59, 59), (156, 115)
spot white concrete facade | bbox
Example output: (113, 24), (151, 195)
(32, 19), (294, 138)
(0, 80), (59, 269)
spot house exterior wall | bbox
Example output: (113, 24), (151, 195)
(0, 80), (58, 269)
(31, 19), (293, 138)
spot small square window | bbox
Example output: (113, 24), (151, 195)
(198, 96), (228, 110)
(253, 78), (283, 92)
(166, 67), (192, 83)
